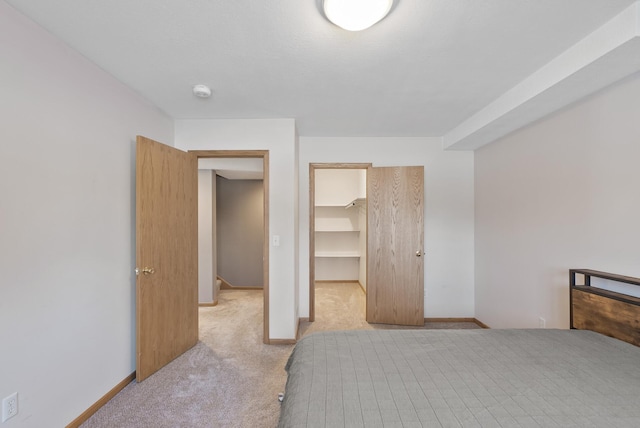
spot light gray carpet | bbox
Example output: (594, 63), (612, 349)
(81, 283), (478, 427)
(299, 282), (480, 336)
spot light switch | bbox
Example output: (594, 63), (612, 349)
(272, 235), (280, 247)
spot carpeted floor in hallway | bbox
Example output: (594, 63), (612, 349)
(81, 282), (479, 428)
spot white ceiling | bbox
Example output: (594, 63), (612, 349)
(6, 0), (640, 148)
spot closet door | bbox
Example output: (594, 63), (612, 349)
(367, 166), (424, 325)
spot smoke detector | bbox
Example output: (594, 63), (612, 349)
(192, 84), (212, 98)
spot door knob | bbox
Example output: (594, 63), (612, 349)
(136, 267), (155, 276)
(416, 251), (424, 257)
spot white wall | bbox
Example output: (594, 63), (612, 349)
(315, 169), (363, 205)
(198, 170), (215, 303)
(475, 72), (640, 329)
(0, 3), (174, 427)
(293, 131), (300, 332)
(175, 119), (298, 339)
(299, 138), (475, 318)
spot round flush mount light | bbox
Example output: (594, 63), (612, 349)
(323, 0), (393, 31)
(192, 84), (212, 98)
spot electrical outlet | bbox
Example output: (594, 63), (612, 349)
(538, 317), (546, 328)
(2, 392), (18, 422)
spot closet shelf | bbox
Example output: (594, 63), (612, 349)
(315, 251), (361, 258)
(344, 198), (366, 209)
(314, 197), (366, 209)
(315, 228), (360, 233)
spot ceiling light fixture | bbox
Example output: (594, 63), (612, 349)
(323, 0), (393, 32)
(192, 84), (212, 98)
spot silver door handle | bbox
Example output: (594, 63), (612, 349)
(416, 251), (424, 257)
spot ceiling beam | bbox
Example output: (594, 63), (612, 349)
(444, 1), (640, 151)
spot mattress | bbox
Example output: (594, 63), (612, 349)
(278, 329), (640, 427)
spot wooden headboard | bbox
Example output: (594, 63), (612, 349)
(570, 269), (640, 347)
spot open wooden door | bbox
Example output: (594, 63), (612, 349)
(136, 136), (198, 382)
(367, 166), (424, 325)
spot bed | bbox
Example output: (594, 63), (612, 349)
(278, 270), (640, 427)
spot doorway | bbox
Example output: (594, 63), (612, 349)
(309, 163), (426, 327)
(192, 150), (270, 344)
(309, 163), (370, 322)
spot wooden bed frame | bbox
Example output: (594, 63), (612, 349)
(570, 268), (640, 347)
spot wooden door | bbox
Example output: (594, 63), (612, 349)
(367, 166), (424, 325)
(136, 136), (198, 381)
